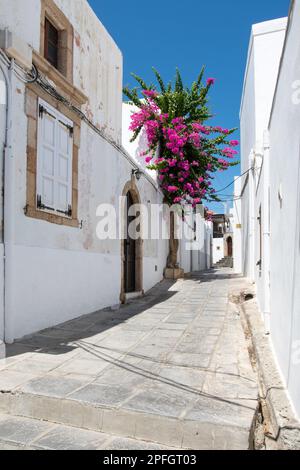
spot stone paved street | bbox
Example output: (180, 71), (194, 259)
(0, 269), (258, 450)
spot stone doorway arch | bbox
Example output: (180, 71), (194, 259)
(226, 236), (233, 257)
(120, 178), (143, 303)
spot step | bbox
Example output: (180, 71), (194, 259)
(0, 413), (174, 450)
(0, 272), (257, 450)
(0, 385), (255, 449)
(125, 291), (143, 302)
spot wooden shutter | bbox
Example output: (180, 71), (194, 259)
(37, 99), (73, 216)
(56, 119), (73, 214)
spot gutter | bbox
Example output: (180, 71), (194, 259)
(0, 53), (15, 346)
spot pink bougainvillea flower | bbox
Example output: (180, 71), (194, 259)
(206, 78), (215, 86)
(173, 197), (182, 203)
(142, 89), (158, 98)
(218, 158), (230, 168)
(167, 186), (179, 192)
(125, 69), (238, 207)
(223, 147), (238, 158)
(168, 159), (177, 167)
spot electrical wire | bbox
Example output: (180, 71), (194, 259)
(208, 198), (242, 203)
(0, 49), (161, 193)
(213, 167), (253, 194)
(0, 48), (251, 200)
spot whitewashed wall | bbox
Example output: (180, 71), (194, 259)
(0, 0), (169, 341)
(240, 18), (286, 281)
(0, 67), (5, 353)
(240, 7), (300, 418)
(0, 0), (123, 143)
(232, 178), (242, 274)
(268, 0), (300, 418)
(213, 238), (224, 264)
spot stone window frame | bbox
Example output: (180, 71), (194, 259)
(40, 0), (73, 82)
(25, 83), (81, 228)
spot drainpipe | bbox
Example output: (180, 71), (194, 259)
(0, 60), (7, 357)
(0, 54), (15, 345)
(248, 150), (256, 281)
(263, 130), (271, 333)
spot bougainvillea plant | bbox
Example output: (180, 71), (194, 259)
(123, 68), (239, 217)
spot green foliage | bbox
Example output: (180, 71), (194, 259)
(152, 67), (166, 94)
(130, 73), (148, 91)
(123, 67), (239, 206)
(122, 86), (141, 108)
(123, 67), (212, 121)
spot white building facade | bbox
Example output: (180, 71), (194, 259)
(0, 0), (212, 352)
(237, 0), (300, 418)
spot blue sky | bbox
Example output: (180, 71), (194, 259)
(88, 0), (290, 213)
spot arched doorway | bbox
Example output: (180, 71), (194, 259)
(227, 236), (233, 257)
(120, 180), (143, 302)
(124, 191), (136, 293)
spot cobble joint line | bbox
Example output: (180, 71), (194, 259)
(0, 268), (258, 450)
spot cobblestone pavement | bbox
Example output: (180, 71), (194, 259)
(0, 269), (258, 450)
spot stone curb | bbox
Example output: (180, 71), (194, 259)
(0, 342), (5, 360)
(238, 294), (300, 450)
(0, 390), (251, 450)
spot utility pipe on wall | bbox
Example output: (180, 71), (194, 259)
(0, 54), (15, 345)
(0, 62), (7, 357)
(263, 130), (271, 334)
(248, 150), (256, 281)
(0, 57), (9, 355)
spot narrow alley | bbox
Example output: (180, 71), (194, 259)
(0, 269), (258, 450)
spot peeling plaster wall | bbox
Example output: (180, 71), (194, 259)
(0, 0), (41, 50)
(53, 0), (123, 144)
(0, 0), (169, 340)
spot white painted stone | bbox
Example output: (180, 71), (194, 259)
(213, 238), (224, 264)
(0, 0), (212, 344)
(239, 6), (300, 419)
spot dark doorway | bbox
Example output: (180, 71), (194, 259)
(227, 236), (233, 257)
(124, 192), (136, 293)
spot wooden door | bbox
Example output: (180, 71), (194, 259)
(227, 237), (233, 257)
(124, 192), (136, 293)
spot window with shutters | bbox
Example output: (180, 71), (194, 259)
(40, 0), (74, 82)
(37, 99), (73, 217)
(44, 18), (59, 69)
